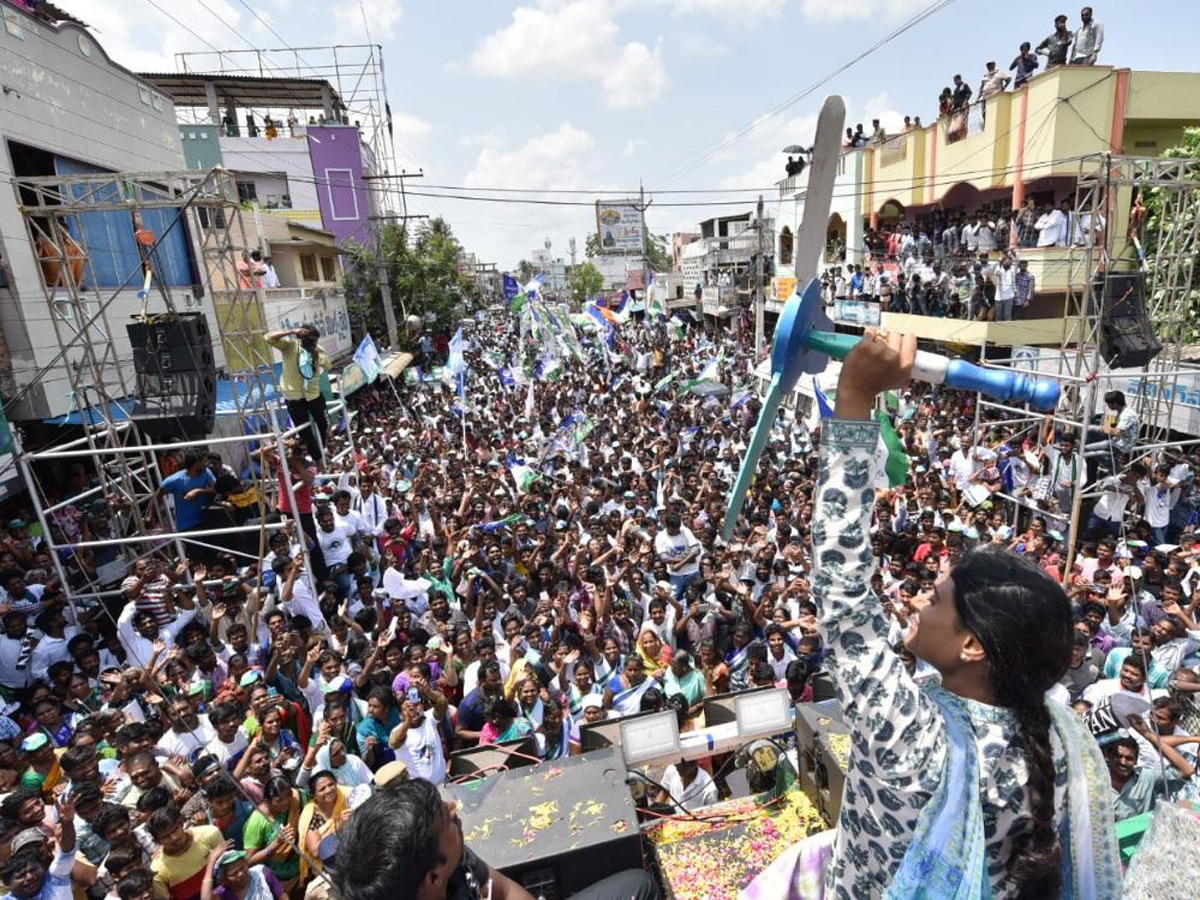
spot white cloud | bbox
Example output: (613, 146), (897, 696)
(76, 0), (259, 72)
(464, 122), (596, 191)
(679, 33), (729, 58)
(622, 0), (786, 25)
(670, 0), (787, 22)
(451, 123), (609, 268)
(799, 0), (931, 23)
(333, 0), (403, 41)
(466, 0), (667, 109)
(623, 138), (648, 158)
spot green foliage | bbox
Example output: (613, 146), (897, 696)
(515, 259), (536, 283)
(568, 262), (604, 306)
(342, 217), (483, 348)
(1141, 127), (1200, 342)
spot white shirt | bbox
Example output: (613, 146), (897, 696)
(116, 602), (198, 668)
(660, 763), (719, 812)
(0, 634), (31, 689)
(157, 717), (215, 758)
(394, 710), (447, 784)
(206, 728), (250, 765)
(1092, 476), (1132, 523)
(282, 576), (328, 632)
(1035, 209), (1068, 247)
(949, 448), (981, 491)
(1138, 479), (1176, 529)
(655, 527), (700, 576)
(263, 264), (280, 288)
(30, 628), (81, 674)
(317, 521), (356, 567)
(352, 492), (389, 535)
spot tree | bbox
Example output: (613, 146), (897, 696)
(341, 216), (484, 349)
(515, 259), (536, 283)
(568, 262), (604, 307)
(1142, 127), (1200, 341)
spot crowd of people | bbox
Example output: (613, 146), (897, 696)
(0, 283), (1195, 899)
(840, 7), (1105, 153)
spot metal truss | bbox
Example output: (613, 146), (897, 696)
(12, 167), (325, 604)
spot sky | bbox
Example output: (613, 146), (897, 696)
(71, 0), (1200, 270)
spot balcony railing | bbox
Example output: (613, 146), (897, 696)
(944, 100), (987, 145)
(878, 134), (907, 166)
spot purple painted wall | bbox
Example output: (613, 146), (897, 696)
(306, 125), (372, 245)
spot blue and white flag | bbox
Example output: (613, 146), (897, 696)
(354, 335), (382, 382)
(813, 378), (835, 419)
(503, 274), (521, 303)
(448, 327), (467, 374)
(498, 367), (516, 389)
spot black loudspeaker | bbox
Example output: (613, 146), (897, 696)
(130, 371), (217, 441)
(1097, 272), (1163, 369)
(127, 314), (217, 440)
(795, 699), (849, 827)
(445, 748), (642, 900)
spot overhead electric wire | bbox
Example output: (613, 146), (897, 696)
(645, 0), (959, 188)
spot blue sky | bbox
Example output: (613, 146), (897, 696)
(76, 0), (1200, 268)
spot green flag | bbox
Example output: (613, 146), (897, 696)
(653, 371), (677, 393)
(875, 410), (910, 488)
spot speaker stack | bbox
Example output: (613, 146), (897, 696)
(1096, 272), (1163, 370)
(126, 313), (217, 441)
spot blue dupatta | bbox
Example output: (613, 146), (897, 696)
(883, 685), (1121, 900)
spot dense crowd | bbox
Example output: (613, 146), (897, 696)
(824, 9), (1110, 322)
(0, 291), (1196, 900)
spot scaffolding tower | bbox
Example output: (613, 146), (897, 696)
(173, 44), (402, 213)
(11, 167), (335, 606)
(978, 152), (1200, 569)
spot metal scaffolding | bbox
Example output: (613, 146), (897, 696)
(173, 43), (403, 213)
(977, 152), (1200, 568)
(11, 167), (335, 605)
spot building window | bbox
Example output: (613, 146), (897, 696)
(320, 257), (337, 282)
(300, 254), (319, 281)
(779, 227), (794, 266)
(236, 181), (258, 203)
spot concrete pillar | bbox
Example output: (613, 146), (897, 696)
(205, 80), (220, 127)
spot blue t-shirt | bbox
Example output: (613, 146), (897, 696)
(161, 468), (216, 529)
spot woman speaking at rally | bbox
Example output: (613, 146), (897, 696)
(810, 328), (1120, 899)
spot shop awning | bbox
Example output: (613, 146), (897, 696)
(383, 352), (414, 380)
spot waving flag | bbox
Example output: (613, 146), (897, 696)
(587, 302), (619, 327)
(503, 274), (521, 303)
(683, 351), (723, 395)
(647, 271), (665, 319)
(354, 335), (382, 383)
(476, 513), (525, 533)
(813, 378), (835, 419)
(448, 327), (466, 374)
(875, 410), (910, 487)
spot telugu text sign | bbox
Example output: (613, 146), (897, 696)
(595, 200), (644, 254)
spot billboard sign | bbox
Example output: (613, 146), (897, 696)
(595, 199), (644, 254)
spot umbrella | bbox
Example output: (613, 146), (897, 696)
(781, 144), (806, 153)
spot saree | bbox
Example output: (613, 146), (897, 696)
(297, 787), (350, 876)
(608, 674), (660, 716)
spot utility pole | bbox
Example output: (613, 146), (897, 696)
(755, 194), (765, 355)
(370, 170), (424, 348)
(639, 183), (651, 307)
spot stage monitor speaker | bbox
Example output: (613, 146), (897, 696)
(130, 370), (217, 441)
(447, 737), (538, 780)
(446, 748), (642, 900)
(795, 699), (849, 826)
(127, 313), (215, 376)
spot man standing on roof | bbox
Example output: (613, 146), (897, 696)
(267, 326), (332, 464)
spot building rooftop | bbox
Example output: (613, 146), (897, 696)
(137, 71), (343, 111)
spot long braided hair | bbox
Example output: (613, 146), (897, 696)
(949, 545), (1074, 900)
